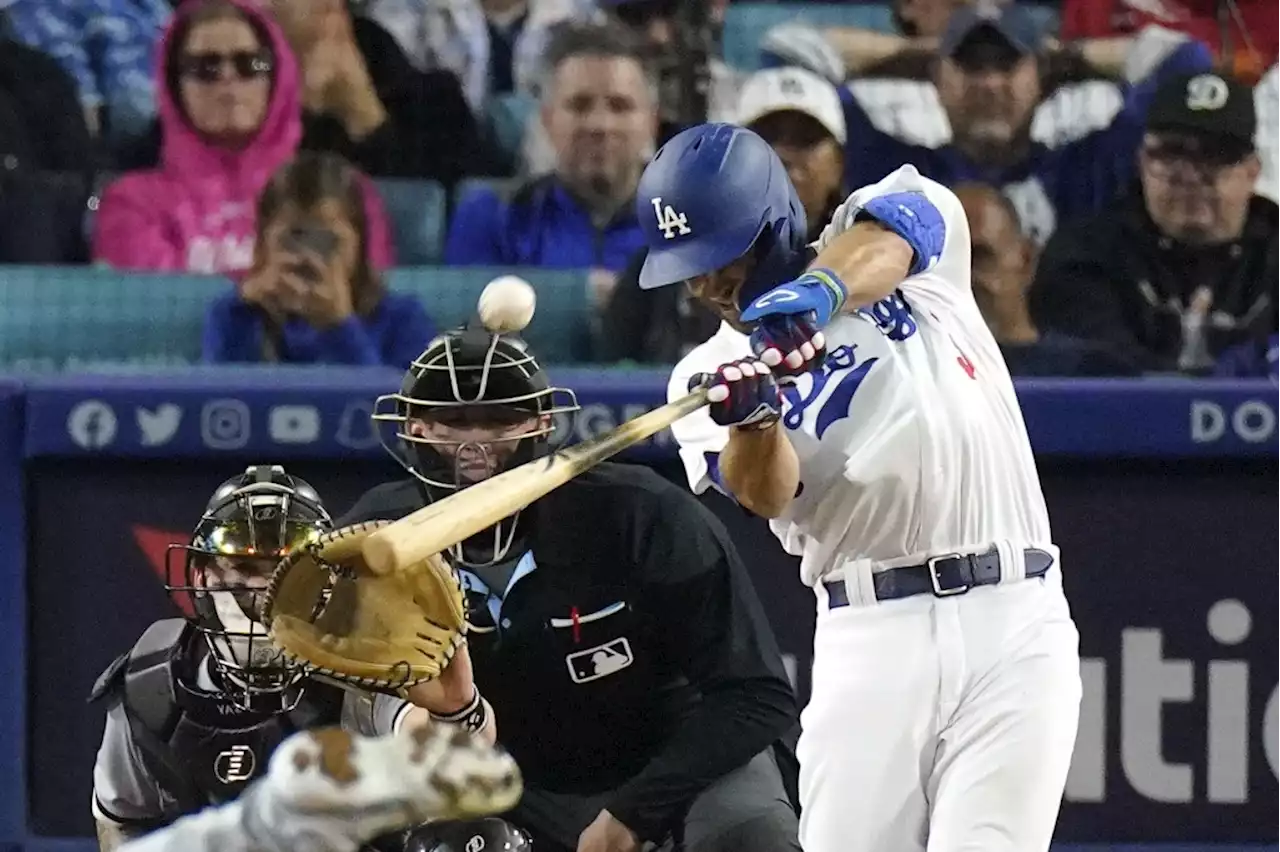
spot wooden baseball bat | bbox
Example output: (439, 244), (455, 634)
(360, 388), (710, 575)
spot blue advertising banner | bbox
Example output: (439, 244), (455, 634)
(18, 369), (1280, 460)
(3, 370), (1277, 848)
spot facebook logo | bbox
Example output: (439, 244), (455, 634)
(66, 400), (118, 450)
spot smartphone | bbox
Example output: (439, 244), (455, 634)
(281, 225), (339, 260)
(280, 225), (339, 285)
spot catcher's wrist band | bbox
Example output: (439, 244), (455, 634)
(429, 688), (489, 735)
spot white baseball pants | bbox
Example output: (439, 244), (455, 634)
(797, 571), (1081, 852)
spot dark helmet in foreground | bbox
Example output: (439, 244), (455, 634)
(165, 464), (331, 712)
(402, 818), (533, 852)
(374, 321), (579, 568)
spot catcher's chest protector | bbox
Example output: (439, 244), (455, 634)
(109, 620), (345, 809)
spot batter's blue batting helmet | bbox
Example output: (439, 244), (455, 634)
(636, 123), (808, 303)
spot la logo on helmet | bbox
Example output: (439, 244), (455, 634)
(651, 198), (692, 239)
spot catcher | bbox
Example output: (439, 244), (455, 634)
(266, 322), (804, 852)
(117, 725), (523, 852)
(88, 465), (341, 850)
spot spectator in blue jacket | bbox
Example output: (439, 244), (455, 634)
(443, 19), (656, 282)
(839, 3), (1213, 244)
(203, 151), (434, 368)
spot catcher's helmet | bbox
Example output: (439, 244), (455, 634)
(402, 818), (533, 852)
(166, 465), (331, 713)
(636, 122), (808, 308)
(373, 324), (578, 567)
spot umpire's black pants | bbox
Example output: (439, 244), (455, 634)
(504, 748), (801, 852)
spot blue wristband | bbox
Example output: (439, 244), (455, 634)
(741, 268), (850, 326)
(803, 268), (848, 318)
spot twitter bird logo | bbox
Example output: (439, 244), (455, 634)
(137, 404), (183, 447)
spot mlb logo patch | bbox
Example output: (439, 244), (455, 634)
(565, 638), (634, 684)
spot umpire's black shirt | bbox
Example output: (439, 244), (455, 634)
(340, 462), (797, 841)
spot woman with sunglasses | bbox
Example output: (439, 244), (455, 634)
(92, 0), (393, 275)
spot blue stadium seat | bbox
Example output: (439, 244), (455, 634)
(455, 176), (520, 209)
(0, 266), (594, 371)
(388, 266), (593, 363)
(373, 179), (448, 265)
(0, 267), (231, 371)
(722, 2), (898, 71)
(485, 92), (537, 161)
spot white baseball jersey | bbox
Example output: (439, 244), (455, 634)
(669, 165), (1053, 588)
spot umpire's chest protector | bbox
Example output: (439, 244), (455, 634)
(93, 620), (344, 809)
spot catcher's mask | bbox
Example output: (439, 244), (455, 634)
(166, 465), (331, 713)
(373, 325), (579, 568)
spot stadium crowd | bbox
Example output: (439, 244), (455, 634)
(0, 0), (1275, 377)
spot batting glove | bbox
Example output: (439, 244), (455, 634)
(690, 359), (782, 429)
(740, 269), (848, 380)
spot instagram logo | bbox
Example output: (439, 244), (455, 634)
(200, 399), (251, 450)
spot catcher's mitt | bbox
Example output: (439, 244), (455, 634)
(263, 520), (467, 690)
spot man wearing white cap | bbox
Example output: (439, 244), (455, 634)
(735, 66), (848, 243)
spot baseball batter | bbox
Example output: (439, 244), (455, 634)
(634, 123), (1082, 852)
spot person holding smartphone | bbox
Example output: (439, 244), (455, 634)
(203, 152), (434, 368)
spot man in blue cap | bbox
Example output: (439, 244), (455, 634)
(839, 0), (1213, 242)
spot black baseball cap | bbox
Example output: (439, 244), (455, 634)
(1146, 72), (1256, 149)
(939, 3), (1043, 58)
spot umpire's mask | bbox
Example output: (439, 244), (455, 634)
(373, 325), (579, 568)
(166, 465), (331, 713)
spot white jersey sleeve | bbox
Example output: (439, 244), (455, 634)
(813, 164), (976, 323)
(666, 322), (753, 495)
(340, 688), (415, 737)
(92, 701), (171, 825)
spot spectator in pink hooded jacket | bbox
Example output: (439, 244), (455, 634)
(91, 0), (393, 274)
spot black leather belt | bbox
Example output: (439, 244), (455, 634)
(824, 548), (1054, 607)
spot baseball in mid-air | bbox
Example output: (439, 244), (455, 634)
(478, 275), (536, 334)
